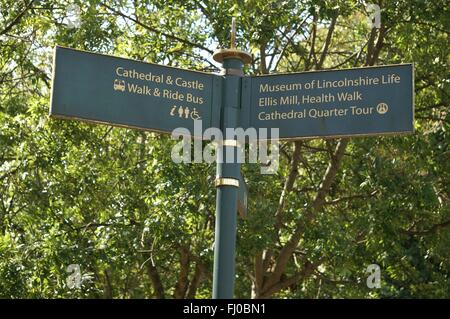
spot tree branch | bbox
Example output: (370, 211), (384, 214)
(253, 252), (264, 297)
(415, 103), (446, 113)
(365, 28), (377, 66)
(186, 261), (205, 299)
(100, 2), (213, 54)
(305, 15), (318, 70)
(145, 255), (165, 298)
(173, 246), (191, 299)
(274, 141), (302, 229)
(317, 15), (337, 69)
(366, 26), (388, 66)
(401, 220), (450, 236)
(274, 17), (310, 72)
(260, 259), (320, 298)
(259, 42), (268, 74)
(323, 190), (378, 205)
(0, 0), (34, 36)
(261, 139), (349, 296)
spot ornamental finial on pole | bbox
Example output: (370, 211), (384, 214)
(231, 17), (236, 49)
(213, 17), (252, 65)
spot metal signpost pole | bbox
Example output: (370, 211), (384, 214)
(212, 20), (251, 299)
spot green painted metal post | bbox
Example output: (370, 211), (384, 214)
(212, 23), (252, 298)
(213, 58), (242, 299)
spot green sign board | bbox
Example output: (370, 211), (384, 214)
(50, 46), (220, 136)
(240, 64), (414, 140)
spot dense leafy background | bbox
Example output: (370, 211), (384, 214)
(0, 0), (448, 298)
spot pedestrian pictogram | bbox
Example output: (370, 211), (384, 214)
(169, 105), (202, 120)
(377, 102), (389, 114)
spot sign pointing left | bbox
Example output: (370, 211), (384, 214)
(50, 46), (219, 136)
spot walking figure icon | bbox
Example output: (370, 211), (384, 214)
(178, 106), (184, 118)
(376, 103), (388, 114)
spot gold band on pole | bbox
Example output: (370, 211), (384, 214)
(215, 178), (240, 188)
(220, 68), (244, 76)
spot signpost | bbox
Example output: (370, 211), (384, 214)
(49, 20), (413, 299)
(50, 46), (221, 136)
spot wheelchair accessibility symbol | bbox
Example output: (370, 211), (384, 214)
(376, 103), (388, 114)
(170, 105), (201, 120)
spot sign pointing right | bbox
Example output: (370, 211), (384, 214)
(241, 64), (414, 140)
